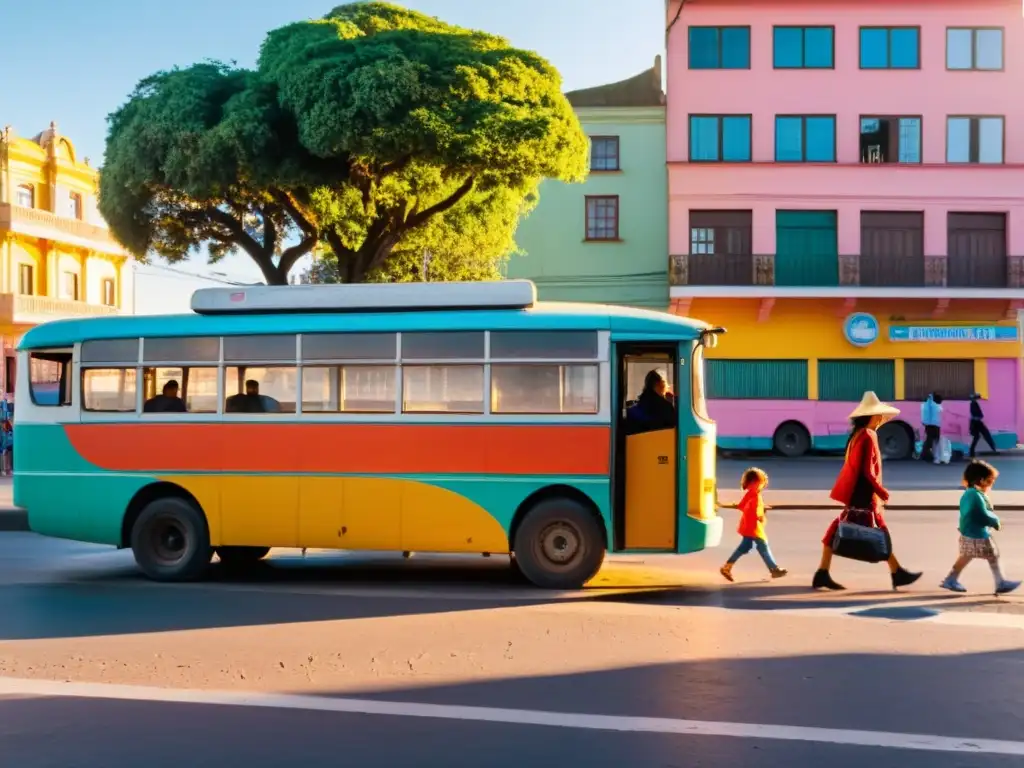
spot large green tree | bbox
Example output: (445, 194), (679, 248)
(100, 2), (587, 285)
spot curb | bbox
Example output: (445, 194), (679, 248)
(0, 508), (27, 532)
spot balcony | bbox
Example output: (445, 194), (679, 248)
(670, 253), (1024, 290)
(0, 294), (119, 326)
(0, 203), (126, 255)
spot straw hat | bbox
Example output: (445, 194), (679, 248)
(848, 391), (900, 420)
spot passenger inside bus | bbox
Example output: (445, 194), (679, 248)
(226, 379), (267, 413)
(626, 369), (676, 435)
(143, 380), (187, 413)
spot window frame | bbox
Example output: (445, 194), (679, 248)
(775, 114), (837, 163)
(18, 263), (34, 296)
(15, 184), (34, 208)
(858, 26), (921, 70)
(946, 27), (1005, 71)
(28, 349), (73, 407)
(772, 25), (835, 69)
(589, 136), (620, 172)
(584, 195), (620, 242)
(687, 25), (752, 70)
(69, 192), (83, 220)
(946, 115), (1005, 164)
(101, 278), (116, 307)
(859, 115), (923, 164)
(688, 114), (753, 163)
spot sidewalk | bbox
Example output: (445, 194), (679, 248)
(717, 487), (1024, 511)
(0, 476), (26, 531)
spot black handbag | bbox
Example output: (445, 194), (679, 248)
(831, 510), (892, 563)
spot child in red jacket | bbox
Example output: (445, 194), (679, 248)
(720, 467), (788, 582)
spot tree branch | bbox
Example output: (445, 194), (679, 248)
(377, 154), (413, 179)
(206, 206), (279, 284)
(406, 176), (475, 229)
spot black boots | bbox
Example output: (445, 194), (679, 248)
(891, 567), (922, 590)
(813, 569), (845, 591)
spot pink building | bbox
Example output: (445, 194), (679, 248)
(666, 0), (1024, 458)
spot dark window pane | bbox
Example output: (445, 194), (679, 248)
(721, 27), (750, 68)
(690, 116), (719, 160)
(688, 27), (720, 68)
(401, 332), (485, 360)
(804, 28), (833, 67)
(81, 338), (139, 364)
(490, 331), (598, 359)
(890, 28), (919, 68)
(775, 117), (803, 161)
(143, 336), (220, 362)
(223, 335), (296, 362)
(722, 117), (751, 161)
(773, 27), (804, 67)
(805, 117), (835, 161)
(591, 137), (619, 170)
(302, 333), (397, 361)
(860, 28), (888, 68)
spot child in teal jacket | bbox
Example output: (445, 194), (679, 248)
(941, 460), (1020, 595)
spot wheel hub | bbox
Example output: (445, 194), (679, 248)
(152, 519), (187, 564)
(540, 523), (580, 565)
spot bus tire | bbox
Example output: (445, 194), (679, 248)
(773, 421), (810, 458)
(216, 546), (270, 567)
(512, 498), (606, 590)
(878, 421), (913, 460)
(130, 497), (212, 582)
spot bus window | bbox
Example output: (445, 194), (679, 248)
(29, 351), (72, 407)
(691, 343), (710, 422)
(225, 367), (295, 413)
(491, 364), (598, 414)
(302, 365), (397, 413)
(83, 368), (137, 412)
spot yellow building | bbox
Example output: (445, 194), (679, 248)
(0, 122), (132, 394)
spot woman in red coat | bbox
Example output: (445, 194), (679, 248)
(813, 392), (922, 591)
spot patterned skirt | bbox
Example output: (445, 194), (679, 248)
(959, 535), (998, 562)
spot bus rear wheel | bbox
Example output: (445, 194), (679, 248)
(773, 421), (810, 458)
(130, 497), (212, 582)
(216, 546), (270, 567)
(512, 498), (605, 590)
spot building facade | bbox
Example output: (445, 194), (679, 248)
(0, 123), (132, 396)
(666, 0), (1024, 457)
(507, 58), (669, 309)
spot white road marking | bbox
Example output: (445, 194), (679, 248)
(0, 676), (1022, 756)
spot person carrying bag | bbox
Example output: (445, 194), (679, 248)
(812, 392), (922, 592)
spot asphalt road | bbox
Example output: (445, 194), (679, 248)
(1, 504), (1023, 767)
(718, 453), (1024, 491)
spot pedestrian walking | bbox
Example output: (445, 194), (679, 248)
(920, 392), (943, 464)
(719, 467), (787, 582)
(940, 460), (1020, 595)
(813, 392), (922, 591)
(968, 393), (999, 458)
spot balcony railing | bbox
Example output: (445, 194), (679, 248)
(0, 293), (120, 324)
(670, 253), (1024, 289)
(0, 203), (126, 255)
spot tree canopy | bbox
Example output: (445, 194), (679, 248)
(100, 2), (588, 285)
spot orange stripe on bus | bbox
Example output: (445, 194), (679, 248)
(64, 423), (611, 476)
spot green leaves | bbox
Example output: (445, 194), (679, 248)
(100, 1), (587, 284)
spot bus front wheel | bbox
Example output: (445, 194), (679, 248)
(130, 497), (212, 582)
(512, 498), (605, 590)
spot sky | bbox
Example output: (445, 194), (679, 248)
(2, 0), (665, 312)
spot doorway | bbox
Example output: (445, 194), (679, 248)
(613, 344), (679, 552)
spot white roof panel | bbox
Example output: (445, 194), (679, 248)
(191, 280), (537, 315)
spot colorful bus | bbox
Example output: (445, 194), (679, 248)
(15, 281), (722, 589)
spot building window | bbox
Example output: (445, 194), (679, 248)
(775, 116), (836, 162)
(687, 211), (754, 285)
(62, 271), (80, 301)
(101, 278), (116, 306)
(860, 117), (922, 164)
(18, 264), (34, 296)
(947, 116), (1004, 164)
(688, 26), (750, 69)
(689, 115), (751, 162)
(15, 184), (34, 208)
(947, 28), (1003, 71)
(590, 136), (619, 171)
(68, 192), (83, 220)
(584, 196), (619, 241)
(706, 360), (809, 400)
(773, 26), (834, 69)
(904, 360), (975, 401)
(859, 27), (920, 69)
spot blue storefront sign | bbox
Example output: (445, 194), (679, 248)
(889, 325), (1019, 342)
(843, 313), (879, 346)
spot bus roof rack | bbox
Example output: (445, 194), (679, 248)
(190, 280), (538, 315)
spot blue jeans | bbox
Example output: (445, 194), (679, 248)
(727, 536), (778, 570)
